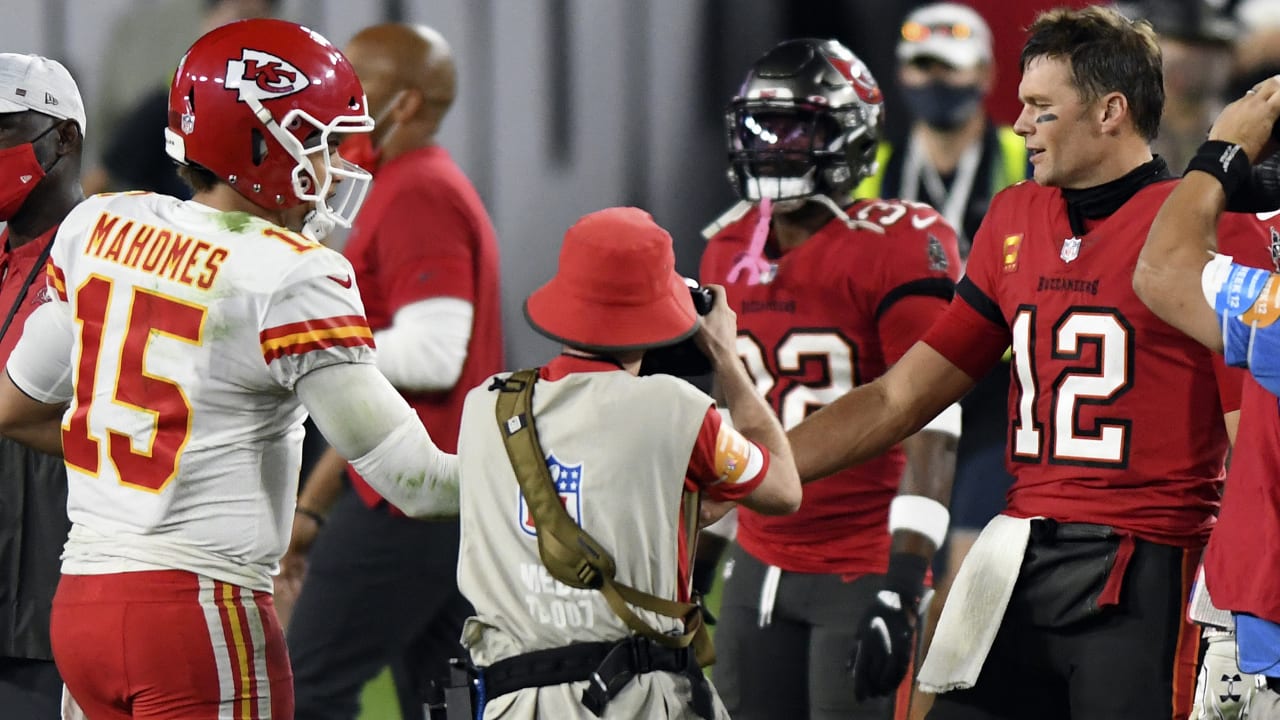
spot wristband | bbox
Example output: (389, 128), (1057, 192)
(296, 506), (326, 527)
(887, 494), (950, 550)
(1185, 140), (1252, 200)
(885, 551), (929, 610)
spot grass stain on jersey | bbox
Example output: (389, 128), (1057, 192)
(216, 211), (256, 234)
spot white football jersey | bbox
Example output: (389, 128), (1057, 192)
(8, 192), (374, 591)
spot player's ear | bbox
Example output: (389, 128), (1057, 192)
(53, 119), (80, 157)
(1097, 91), (1128, 135)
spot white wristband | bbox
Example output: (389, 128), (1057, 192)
(921, 402), (962, 438)
(888, 495), (950, 549)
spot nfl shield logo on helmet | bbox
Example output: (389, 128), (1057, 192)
(1060, 237), (1082, 263)
(518, 454), (583, 537)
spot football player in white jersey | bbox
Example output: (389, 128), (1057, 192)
(0, 19), (458, 719)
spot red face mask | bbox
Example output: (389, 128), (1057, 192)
(337, 91), (406, 174)
(0, 142), (46, 222)
(338, 132), (382, 174)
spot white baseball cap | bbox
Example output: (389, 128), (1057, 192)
(898, 3), (993, 70)
(0, 53), (86, 135)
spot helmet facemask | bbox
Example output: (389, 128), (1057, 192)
(249, 96), (374, 242)
(727, 101), (873, 211)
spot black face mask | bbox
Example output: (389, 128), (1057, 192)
(901, 81), (983, 131)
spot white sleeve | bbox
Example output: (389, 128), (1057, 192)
(259, 250), (376, 391)
(373, 297), (473, 392)
(1201, 252), (1235, 308)
(6, 300), (74, 404)
(295, 362), (459, 518)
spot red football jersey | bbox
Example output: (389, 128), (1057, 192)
(924, 180), (1265, 547)
(701, 199), (960, 575)
(1204, 215), (1280, 622)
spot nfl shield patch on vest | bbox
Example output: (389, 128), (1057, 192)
(519, 454), (583, 536)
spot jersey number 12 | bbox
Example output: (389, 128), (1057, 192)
(1010, 306), (1133, 467)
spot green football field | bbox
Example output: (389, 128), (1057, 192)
(355, 559), (729, 718)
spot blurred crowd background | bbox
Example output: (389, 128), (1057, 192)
(8, 0), (1280, 371)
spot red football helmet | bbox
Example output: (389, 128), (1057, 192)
(164, 18), (373, 240)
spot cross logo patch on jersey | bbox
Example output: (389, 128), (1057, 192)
(518, 454), (583, 536)
(1269, 226), (1280, 271)
(1060, 236), (1082, 263)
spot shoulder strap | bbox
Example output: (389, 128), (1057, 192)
(492, 369), (715, 665)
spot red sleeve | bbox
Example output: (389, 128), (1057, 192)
(684, 406), (769, 501)
(375, 184), (478, 310)
(1214, 354), (1244, 414)
(878, 294), (952, 365)
(921, 287), (1011, 380)
(918, 197), (1014, 378)
(863, 203), (962, 365)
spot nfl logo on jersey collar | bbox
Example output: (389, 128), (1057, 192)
(758, 262), (779, 285)
(1060, 237), (1082, 263)
(518, 454), (583, 536)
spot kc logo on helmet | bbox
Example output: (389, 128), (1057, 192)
(225, 49), (310, 102)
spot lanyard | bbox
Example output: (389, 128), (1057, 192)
(0, 239), (54, 342)
(900, 136), (982, 245)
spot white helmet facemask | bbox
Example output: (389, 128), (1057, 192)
(245, 94), (375, 242)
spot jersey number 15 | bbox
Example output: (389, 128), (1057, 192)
(62, 276), (206, 493)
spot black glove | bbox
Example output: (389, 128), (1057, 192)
(849, 552), (928, 701)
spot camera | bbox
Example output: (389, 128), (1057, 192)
(638, 280), (715, 377)
(688, 279), (715, 316)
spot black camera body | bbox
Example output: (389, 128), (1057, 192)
(690, 284), (714, 316)
(638, 282), (715, 377)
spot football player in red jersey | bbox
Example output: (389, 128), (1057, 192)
(700, 38), (961, 720)
(787, 7), (1269, 719)
(1136, 77), (1280, 716)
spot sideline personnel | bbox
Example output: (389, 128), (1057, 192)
(456, 207), (801, 719)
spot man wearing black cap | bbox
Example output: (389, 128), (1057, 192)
(0, 52), (85, 719)
(453, 206), (800, 719)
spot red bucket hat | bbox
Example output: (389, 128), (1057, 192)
(525, 207), (698, 353)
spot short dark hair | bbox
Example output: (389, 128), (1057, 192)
(1021, 6), (1164, 141)
(175, 162), (219, 194)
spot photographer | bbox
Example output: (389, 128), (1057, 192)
(452, 206), (800, 719)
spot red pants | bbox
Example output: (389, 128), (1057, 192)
(52, 570), (293, 719)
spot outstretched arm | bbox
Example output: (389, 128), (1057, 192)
(787, 340), (975, 483)
(296, 363), (459, 519)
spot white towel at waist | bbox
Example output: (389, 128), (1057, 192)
(917, 513), (1034, 694)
